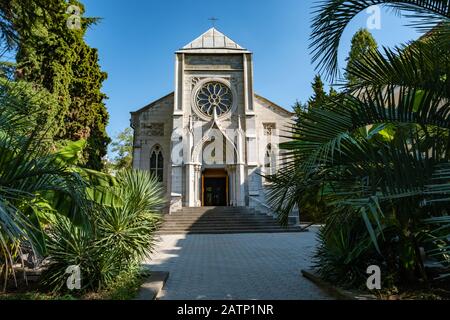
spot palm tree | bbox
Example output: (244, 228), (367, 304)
(0, 83), (89, 291)
(42, 169), (165, 292)
(267, 0), (450, 286)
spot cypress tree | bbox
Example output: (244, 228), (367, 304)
(345, 28), (378, 85)
(308, 74), (327, 109)
(9, 0), (110, 170)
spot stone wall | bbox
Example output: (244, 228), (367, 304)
(251, 95), (295, 215)
(131, 93), (174, 201)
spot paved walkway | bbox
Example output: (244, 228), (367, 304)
(144, 229), (333, 300)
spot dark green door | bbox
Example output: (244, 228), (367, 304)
(204, 177), (227, 206)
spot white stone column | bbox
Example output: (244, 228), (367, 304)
(235, 126), (247, 207)
(183, 117), (196, 207)
(232, 167), (237, 206)
(194, 164), (202, 207)
(173, 53), (184, 114)
(235, 164), (246, 207)
(243, 53), (260, 208)
(243, 53), (255, 112)
(170, 52), (185, 212)
(169, 126), (183, 213)
(185, 163), (196, 207)
(227, 165), (235, 206)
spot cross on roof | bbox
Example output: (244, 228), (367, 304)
(208, 17), (219, 27)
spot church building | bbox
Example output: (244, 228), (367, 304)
(130, 28), (294, 214)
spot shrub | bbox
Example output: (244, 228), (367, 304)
(95, 170), (164, 267)
(41, 169), (165, 293)
(40, 216), (102, 292)
(0, 90), (89, 291)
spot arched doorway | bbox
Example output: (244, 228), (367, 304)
(202, 169), (228, 207)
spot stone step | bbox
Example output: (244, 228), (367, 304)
(162, 220), (280, 225)
(163, 217), (275, 222)
(168, 211), (262, 214)
(163, 222), (280, 227)
(172, 210), (258, 214)
(158, 229), (295, 234)
(159, 206), (290, 235)
(169, 211), (260, 216)
(164, 217), (275, 220)
(174, 207), (250, 210)
(160, 226), (285, 231)
(159, 226), (284, 232)
(163, 216), (275, 221)
(166, 212), (267, 215)
(173, 212), (260, 216)
(157, 229), (304, 235)
(162, 222), (277, 226)
(160, 225), (292, 230)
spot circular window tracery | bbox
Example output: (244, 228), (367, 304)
(196, 82), (233, 117)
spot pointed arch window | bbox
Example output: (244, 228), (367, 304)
(150, 145), (164, 182)
(265, 143), (276, 176)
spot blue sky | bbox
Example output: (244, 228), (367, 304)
(82, 0), (423, 148)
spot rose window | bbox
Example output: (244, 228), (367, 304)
(196, 82), (233, 117)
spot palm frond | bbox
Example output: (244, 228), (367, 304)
(310, 0), (450, 80)
(345, 40), (450, 99)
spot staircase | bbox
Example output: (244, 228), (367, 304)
(157, 207), (304, 235)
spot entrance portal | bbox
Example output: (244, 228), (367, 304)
(202, 169), (228, 207)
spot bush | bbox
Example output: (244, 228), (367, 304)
(41, 169), (165, 293)
(40, 216), (103, 292)
(0, 93), (90, 290)
(314, 214), (392, 289)
(95, 170), (164, 266)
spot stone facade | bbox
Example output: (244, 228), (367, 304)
(130, 28), (294, 214)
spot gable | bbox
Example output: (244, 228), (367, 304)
(130, 92), (174, 116)
(130, 92), (174, 131)
(254, 94), (295, 118)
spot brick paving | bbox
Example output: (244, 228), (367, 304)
(144, 229), (333, 300)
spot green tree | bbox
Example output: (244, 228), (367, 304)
(7, 0), (110, 170)
(328, 87), (338, 97)
(291, 81), (335, 222)
(110, 128), (134, 171)
(0, 78), (60, 139)
(345, 28), (378, 85)
(296, 77), (338, 119)
(293, 100), (307, 118)
(0, 0), (57, 52)
(308, 74), (327, 109)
